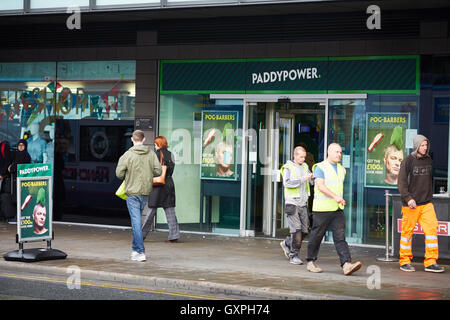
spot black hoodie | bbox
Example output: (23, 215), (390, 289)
(397, 134), (433, 206)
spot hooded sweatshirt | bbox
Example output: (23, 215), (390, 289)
(116, 144), (162, 196)
(397, 134), (433, 206)
(281, 160), (312, 207)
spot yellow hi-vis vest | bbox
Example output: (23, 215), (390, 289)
(312, 160), (346, 212)
(280, 162), (310, 199)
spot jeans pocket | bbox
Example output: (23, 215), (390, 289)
(284, 204), (296, 215)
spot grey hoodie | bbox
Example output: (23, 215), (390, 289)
(281, 160), (312, 207)
(397, 134), (433, 206)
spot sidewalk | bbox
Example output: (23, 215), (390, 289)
(0, 222), (449, 300)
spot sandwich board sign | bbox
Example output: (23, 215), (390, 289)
(3, 163), (67, 262)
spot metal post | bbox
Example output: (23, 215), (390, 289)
(376, 190), (398, 262)
(391, 201), (396, 257)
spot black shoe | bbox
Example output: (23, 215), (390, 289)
(424, 264), (445, 273)
(400, 263), (415, 272)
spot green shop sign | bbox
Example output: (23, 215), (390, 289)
(160, 56), (419, 94)
(18, 163), (52, 178)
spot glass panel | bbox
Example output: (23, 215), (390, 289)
(245, 102), (266, 234)
(275, 101), (325, 237)
(30, 0), (89, 8)
(158, 94), (243, 235)
(0, 0), (23, 10)
(167, 0), (231, 2)
(427, 55), (450, 194)
(96, 0), (159, 5)
(0, 60), (136, 226)
(328, 96), (420, 245)
(328, 99), (366, 244)
(364, 95), (419, 245)
(0, 62), (57, 152)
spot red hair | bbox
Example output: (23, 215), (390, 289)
(154, 136), (168, 149)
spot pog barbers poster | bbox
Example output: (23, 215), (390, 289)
(17, 164), (52, 242)
(365, 113), (410, 188)
(201, 111), (238, 181)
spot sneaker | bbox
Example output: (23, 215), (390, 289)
(343, 261), (362, 276)
(289, 256), (303, 265)
(280, 241), (290, 260)
(400, 263), (415, 272)
(130, 251), (139, 259)
(132, 253), (146, 262)
(307, 261), (323, 273)
(424, 264), (445, 273)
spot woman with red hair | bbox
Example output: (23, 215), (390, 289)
(142, 136), (180, 243)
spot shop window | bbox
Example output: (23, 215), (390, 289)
(30, 0), (89, 9)
(96, 0), (159, 5)
(0, 60), (136, 225)
(0, 0), (23, 10)
(158, 94), (243, 234)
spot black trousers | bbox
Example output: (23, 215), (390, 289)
(306, 210), (351, 266)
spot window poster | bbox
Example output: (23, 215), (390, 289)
(200, 111), (238, 181)
(365, 113), (410, 188)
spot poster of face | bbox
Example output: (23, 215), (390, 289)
(201, 111), (238, 181)
(365, 112), (410, 188)
(17, 164), (52, 242)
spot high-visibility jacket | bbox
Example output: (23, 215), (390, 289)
(312, 160), (346, 212)
(280, 162), (310, 200)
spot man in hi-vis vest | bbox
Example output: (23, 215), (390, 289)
(279, 146), (313, 265)
(306, 143), (362, 276)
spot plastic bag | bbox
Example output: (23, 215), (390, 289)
(115, 181), (127, 200)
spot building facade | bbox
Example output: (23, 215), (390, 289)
(0, 0), (449, 245)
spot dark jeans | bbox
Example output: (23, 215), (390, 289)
(306, 210), (351, 266)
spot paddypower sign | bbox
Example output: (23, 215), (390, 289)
(160, 56), (419, 94)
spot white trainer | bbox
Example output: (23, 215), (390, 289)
(132, 253), (146, 262)
(130, 251), (139, 259)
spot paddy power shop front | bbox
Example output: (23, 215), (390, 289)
(158, 56), (424, 245)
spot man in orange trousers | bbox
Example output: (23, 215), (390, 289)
(397, 134), (444, 273)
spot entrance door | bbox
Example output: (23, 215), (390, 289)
(245, 100), (326, 237)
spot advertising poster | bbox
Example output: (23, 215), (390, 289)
(365, 113), (410, 188)
(17, 164), (52, 242)
(201, 110), (238, 181)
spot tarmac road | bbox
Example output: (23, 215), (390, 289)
(0, 269), (244, 300)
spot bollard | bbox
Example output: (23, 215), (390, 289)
(376, 190), (398, 262)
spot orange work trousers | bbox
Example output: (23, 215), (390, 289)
(399, 202), (439, 267)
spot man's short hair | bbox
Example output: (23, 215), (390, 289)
(294, 146), (306, 155)
(132, 130), (145, 142)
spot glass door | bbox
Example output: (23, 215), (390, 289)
(273, 101), (326, 237)
(245, 101), (267, 235)
(272, 111), (294, 237)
